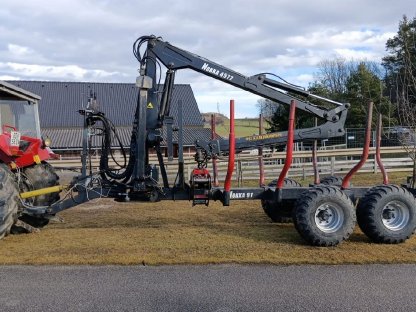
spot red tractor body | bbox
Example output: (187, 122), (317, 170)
(0, 81), (55, 169)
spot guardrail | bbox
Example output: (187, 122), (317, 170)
(49, 146), (414, 184)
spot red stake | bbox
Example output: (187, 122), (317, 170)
(211, 114), (219, 187)
(224, 100), (235, 198)
(258, 113), (265, 187)
(376, 113), (388, 184)
(276, 100), (296, 189)
(342, 101), (373, 188)
(312, 118), (320, 184)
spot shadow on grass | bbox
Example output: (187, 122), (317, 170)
(198, 222), (306, 245)
(348, 232), (371, 244)
(192, 204), (306, 245)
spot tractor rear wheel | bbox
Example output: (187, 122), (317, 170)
(357, 185), (416, 244)
(19, 162), (60, 228)
(292, 185), (356, 246)
(0, 164), (19, 240)
(261, 178), (301, 223)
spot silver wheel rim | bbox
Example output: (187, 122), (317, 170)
(315, 203), (344, 233)
(382, 200), (410, 231)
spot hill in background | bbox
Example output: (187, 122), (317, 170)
(202, 112), (267, 137)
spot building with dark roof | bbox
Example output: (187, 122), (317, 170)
(7, 81), (215, 153)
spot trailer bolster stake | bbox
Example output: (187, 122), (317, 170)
(276, 100), (296, 202)
(342, 101), (373, 188)
(376, 113), (388, 184)
(223, 100), (235, 206)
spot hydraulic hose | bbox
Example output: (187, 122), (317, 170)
(87, 114), (135, 182)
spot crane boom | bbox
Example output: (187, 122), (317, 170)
(133, 35), (349, 159)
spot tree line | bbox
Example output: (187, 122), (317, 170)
(259, 15), (416, 132)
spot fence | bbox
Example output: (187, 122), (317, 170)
(49, 146), (415, 184)
(308, 126), (416, 149)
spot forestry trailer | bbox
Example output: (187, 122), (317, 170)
(1, 36), (415, 247)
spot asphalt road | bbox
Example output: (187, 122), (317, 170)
(0, 264), (415, 312)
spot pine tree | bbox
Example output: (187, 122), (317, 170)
(346, 63), (394, 128)
(382, 15), (416, 127)
(382, 15), (416, 185)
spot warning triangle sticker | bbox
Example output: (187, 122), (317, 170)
(147, 102), (153, 109)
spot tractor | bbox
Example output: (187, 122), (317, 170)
(0, 81), (59, 239)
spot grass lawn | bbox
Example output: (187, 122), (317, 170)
(208, 118), (267, 137)
(0, 172), (415, 265)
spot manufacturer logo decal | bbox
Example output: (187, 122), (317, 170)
(201, 63), (234, 81)
(230, 191), (254, 199)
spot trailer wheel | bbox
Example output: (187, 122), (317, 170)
(148, 189), (160, 202)
(293, 185), (356, 246)
(357, 185), (416, 244)
(261, 178), (301, 223)
(320, 176), (345, 187)
(19, 162), (59, 228)
(0, 164), (19, 240)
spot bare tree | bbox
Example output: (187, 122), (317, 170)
(314, 57), (353, 95)
(257, 98), (278, 119)
(392, 58), (416, 186)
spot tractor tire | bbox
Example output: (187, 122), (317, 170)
(320, 176), (344, 187)
(261, 178), (301, 223)
(292, 185), (356, 246)
(19, 162), (60, 228)
(357, 185), (416, 244)
(0, 164), (19, 240)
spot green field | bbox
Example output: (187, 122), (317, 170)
(206, 118), (268, 137)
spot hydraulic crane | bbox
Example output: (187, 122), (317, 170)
(16, 35), (416, 247)
(121, 35), (349, 197)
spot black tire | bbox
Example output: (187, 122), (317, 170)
(22, 162), (60, 206)
(292, 185), (356, 246)
(0, 164), (19, 240)
(18, 214), (50, 228)
(320, 175), (347, 187)
(18, 162), (59, 228)
(357, 185), (416, 244)
(261, 178), (301, 223)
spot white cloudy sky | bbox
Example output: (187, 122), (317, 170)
(0, 0), (414, 117)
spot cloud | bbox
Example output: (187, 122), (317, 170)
(288, 29), (395, 49)
(0, 75), (19, 80)
(8, 44), (32, 56)
(0, 0), (412, 117)
(332, 48), (381, 61)
(0, 62), (126, 81)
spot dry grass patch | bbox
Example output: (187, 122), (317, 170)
(287, 171), (411, 188)
(1, 171), (416, 265)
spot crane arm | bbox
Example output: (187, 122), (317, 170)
(133, 35), (349, 159)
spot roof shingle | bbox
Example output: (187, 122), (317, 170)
(7, 81), (204, 128)
(42, 127), (216, 149)
(5, 81), (218, 150)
